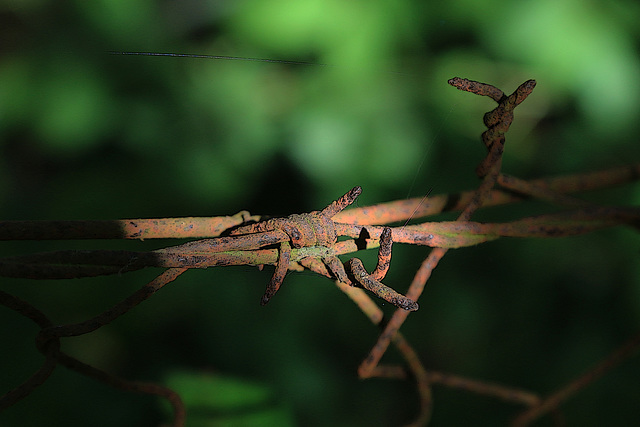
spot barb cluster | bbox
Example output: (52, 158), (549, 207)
(226, 185), (417, 309)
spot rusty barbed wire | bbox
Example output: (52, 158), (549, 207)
(1, 77), (639, 426)
(354, 77), (638, 425)
(2, 201), (637, 281)
(357, 78), (540, 388)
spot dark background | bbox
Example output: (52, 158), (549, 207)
(1, 0), (639, 425)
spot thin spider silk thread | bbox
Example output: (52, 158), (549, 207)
(401, 103), (457, 229)
(107, 51), (328, 67)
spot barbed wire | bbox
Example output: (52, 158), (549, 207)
(1, 78), (639, 426)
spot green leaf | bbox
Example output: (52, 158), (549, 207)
(163, 370), (295, 427)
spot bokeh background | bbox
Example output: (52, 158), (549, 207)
(1, 0), (640, 425)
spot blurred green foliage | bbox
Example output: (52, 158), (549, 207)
(164, 371), (295, 427)
(1, 0), (639, 426)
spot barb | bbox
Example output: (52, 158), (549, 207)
(348, 258), (418, 311)
(261, 241), (291, 305)
(448, 77), (505, 102)
(370, 227), (393, 280)
(321, 186), (363, 217)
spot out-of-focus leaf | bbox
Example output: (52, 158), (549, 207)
(163, 370), (295, 427)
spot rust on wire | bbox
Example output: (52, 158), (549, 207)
(2, 76), (640, 427)
(227, 186), (416, 307)
(0, 212), (259, 241)
(357, 78), (538, 406)
(370, 227), (392, 281)
(332, 163), (640, 225)
(348, 258), (418, 311)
